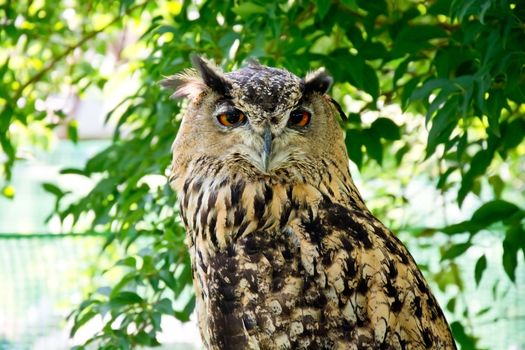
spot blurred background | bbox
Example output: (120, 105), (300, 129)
(1, 0), (524, 349)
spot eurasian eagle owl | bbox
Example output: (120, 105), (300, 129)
(162, 56), (456, 350)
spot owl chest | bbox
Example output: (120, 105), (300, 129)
(183, 190), (455, 349)
(184, 201), (378, 349)
(177, 177), (324, 251)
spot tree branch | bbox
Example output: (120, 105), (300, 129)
(10, 0), (150, 106)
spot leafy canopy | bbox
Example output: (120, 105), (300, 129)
(1, 0), (524, 349)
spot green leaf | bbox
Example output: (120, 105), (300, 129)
(174, 310), (191, 322)
(346, 25), (364, 49)
(434, 49), (451, 78)
(155, 25), (177, 35)
(109, 291), (143, 309)
(0, 58), (10, 80)
(363, 128), (383, 165)
(60, 168), (88, 176)
(425, 89), (451, 124)
(446, 297), (456, 313)
(345, 129), (365, 168)
(450, 321), (477, 350)
(175, 294), (196, 321)
(362, 63), (380, 100)
(474, 255), (487, 286)
(502, 119), (525, 151)
(488, 175), (504, 198)
(502, 240), (518, 282)
(316, 0), (331, 19)
(394, 144), (409, 165)
(426, 97), (459, 156)
(470, 199), (520, 226)
(441, 200), (521, 235)
(340, 0), (358, 10)
(116, 257), (137, 268)
(392, 25), (448, 56)
(475, 306), (491, 317)
(393, 58), (410, 87)
(71, 310), (97, 337)
(152, 311), (162, 331)
(410, 78), (450, 102)
(441, 242), (471, 260)
(346, 112), (362, 125)
(154, 298), (174, 314)
(42, 182), (66, 198)
(159, 268), (177, 291)
(371, 118), (401, 140)
(343, 54), (366, 89)
(67, 119), (79, 143)
(231, 3), (267, 18)
(401, 77), (420, 109)
(437, 167), (457, 191)
(0, 127), (15, 180)
(360, 41), (387, 60)
(440, 220), (484, 235)
(119, 0), (135, 14)
(458, 148), (495, 206)
(472, 179), (482, 197)
(109, 272), (139, 297)
(0, 106), (13, 133)
(485, 90), (507, 136)
(502, 225), (524, 281)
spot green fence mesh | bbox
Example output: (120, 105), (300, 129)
(0, 141), (199, 350)
(474, 266), (525, 350)
(0, 233), (105, 350)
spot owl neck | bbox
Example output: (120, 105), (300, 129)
(174, 162), (367, 251)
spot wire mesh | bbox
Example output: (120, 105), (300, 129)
(0, 233), (104, 350)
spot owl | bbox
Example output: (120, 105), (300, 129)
(162, 56), (456, 350)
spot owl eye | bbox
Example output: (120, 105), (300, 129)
(217, 109), (247, 127)
(288, 110), (311, 127)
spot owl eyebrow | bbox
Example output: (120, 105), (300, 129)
(215, 97), (240, 108)
(216, 97), (234, 106)
(213, 100), (237, 114)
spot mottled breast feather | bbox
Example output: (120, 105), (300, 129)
(176, 160), (456, 350)
(167, 57), (457, 350)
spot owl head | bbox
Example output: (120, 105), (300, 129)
(162, 56), (349, 187)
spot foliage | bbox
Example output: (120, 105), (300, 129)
(1, 0), (525, 349)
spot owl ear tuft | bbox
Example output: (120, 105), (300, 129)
(160, 69), (206, 100)
(191, 55), (231, 96)
(303, 68), (333, 95)
(160, 55), (232, 99)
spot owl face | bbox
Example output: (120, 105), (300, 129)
(163, 56), (348, 185)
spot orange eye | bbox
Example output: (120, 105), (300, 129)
(217, 110), (247, 127)
(288, 110), (311, 127)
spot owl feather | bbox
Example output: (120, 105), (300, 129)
(163, 56), (457, 350)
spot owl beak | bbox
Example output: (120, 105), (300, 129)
(262, 125), (272, 171)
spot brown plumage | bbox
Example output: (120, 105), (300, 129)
(163, 56), (456, 349)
